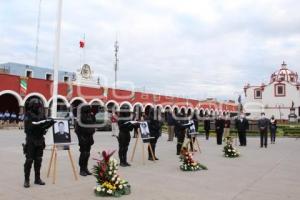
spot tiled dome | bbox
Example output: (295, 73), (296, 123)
(270, 61), (298, 84)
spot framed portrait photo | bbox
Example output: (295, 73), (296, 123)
(52, 119), (71, 144)
(139, 121), (151, 143)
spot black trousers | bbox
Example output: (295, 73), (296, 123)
(238, 131), (247, 146)
(118, 134), (131, 163)
(176, 132), (185, 155)
(260, 129), (268, 147)
(270, 128), (276, 143)
(216, 130), (223, 145)
(148, 136), (158, 158)
(78, 144), (92, 171)
(24, 139), (45, 181)
(205, 129), (210, 140)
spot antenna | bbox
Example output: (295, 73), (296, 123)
(34, 0), (42, 67)
(114, 34), (119, 89)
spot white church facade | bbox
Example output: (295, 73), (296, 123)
(243, 62), (300, 120)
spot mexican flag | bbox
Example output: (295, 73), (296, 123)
(20, 77), (28, 96)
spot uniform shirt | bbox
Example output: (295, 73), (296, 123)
(11, 113), (17, 119)
(4, 112), (10, 119)
(0, 112), (3, 120)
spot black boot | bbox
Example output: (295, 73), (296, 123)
(124, 153), (131, 166)
(119, 151), (126, 167)
(176, 144), (182, 155)
(34, 157), (45, 185)
(84, 152), (92, 175)
(79, 153), (87, 176)
(24, 158), (33, 188)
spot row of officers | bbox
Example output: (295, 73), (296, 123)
(22, 99), (277, 188)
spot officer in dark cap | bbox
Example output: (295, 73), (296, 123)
(174, 111), (193, 155)
(148, 107), (163, 161)
(75, 104), (96, 176)
(23, 98), (55, 188)
(117, 105), (138, 167)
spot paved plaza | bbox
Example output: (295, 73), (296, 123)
(0, 129), (300, 200)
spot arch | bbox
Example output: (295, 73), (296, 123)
(133, 102), (144, 111)
(0, 90), (23, 106)
(164, 105), (172, 112)
(155, 104), (164, 112)
(22, 93), (47, 108)
(143, 103), (154, 112)
(47, 95), (70, 108)
(210, 109), (215, 116)
(0, 92), (21, 114)
(119, 101), (133, 112)
(70, 97), (87, 104)
(105, 100), (120, 112)
(89, 98), (104, 106)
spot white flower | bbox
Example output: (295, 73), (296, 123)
(107, 189), (112, 194)
(96, 186), (101, 192)
(119, 185), (123, 189)
(225, 155), (228, 157)
(117, 177), (121, 181)
(228, 149), (231, 152)
(115, 181), (119, 185)
(114, 170), (117, 174)
(108, 171), (112, 175)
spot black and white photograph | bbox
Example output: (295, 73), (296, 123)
(139, 121), (150, 142)
(52, 119), (71, 144)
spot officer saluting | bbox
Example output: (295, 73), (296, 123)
(23, 99), (55, 188)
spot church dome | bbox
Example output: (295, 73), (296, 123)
(270, 61), (298, 84)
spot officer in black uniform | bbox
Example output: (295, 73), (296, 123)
(174, 112), (193, 155)
(23, 98), (55, 188)
(215, 115), (225, 145)
(75, 104), (96, 176)
(117, 105), (138, 167)
(148, 108), (163, 161)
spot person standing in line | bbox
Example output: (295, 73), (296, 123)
(166, 109), (175, 141)
(235, 113), (249, 146)
(204, 115), (211, 140)
(224, 115), (231, 138)
(11, 112), (17, 124)
(215, 115), (225, 145)
(0, 111), (3, 125)
(4, 110), (10, 125)
(269, 115), (277, 144)
(148, 108), (163, 161)
(75, 104), (96, 176)
(258, 113), (269, 148)
(117, 105), (139, 167)
(23, 99), (55, 188)
(18, 112), (25, 129)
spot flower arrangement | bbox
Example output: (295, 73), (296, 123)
(223, 136), (240, 158)
(179, 147), (207, 171)
(93, 150), (131, 197)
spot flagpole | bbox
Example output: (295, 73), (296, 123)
(52, 0), (63, 118)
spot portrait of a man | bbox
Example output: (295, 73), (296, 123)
(53, 120), (71, 144)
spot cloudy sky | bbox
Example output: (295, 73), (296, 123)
(1, 0), (300, 101)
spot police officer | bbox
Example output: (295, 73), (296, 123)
(117, 105), (138, 167)
(75, 104), (96, 176)
(148, 108), (163, 161)
(23, 99), (55, 188)
(174, 111), (193, 155)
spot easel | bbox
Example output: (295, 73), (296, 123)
(130, 128), (156, 165)
(47, 143), (78, 184)
(186, 132), (201, 153)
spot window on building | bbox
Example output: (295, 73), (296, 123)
(290, 77), (294, 82)
(254, 89), (262, 99)
(64, 76), (69, 82)
(275, 84), (285, 97)
(46, 73), (52, 80)
(26, 70), (33, 78)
